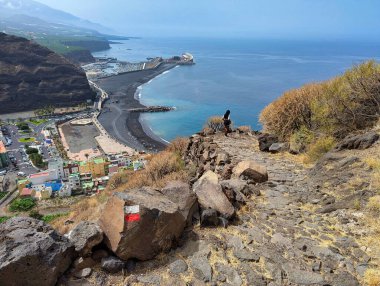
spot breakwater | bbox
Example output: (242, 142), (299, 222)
(128, 106), (175, 113)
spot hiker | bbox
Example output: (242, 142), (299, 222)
(223, 109), (232, 136)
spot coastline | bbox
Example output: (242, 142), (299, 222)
(94, 63), (177, 152)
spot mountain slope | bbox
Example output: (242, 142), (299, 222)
(0, 33), (95, 114)
(0, 0), (112, 34)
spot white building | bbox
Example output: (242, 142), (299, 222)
(59, 183), (72, 197)
(28, 169), (59, 185)
(48, 158), (65, 179)
(68, 173), (81, 191)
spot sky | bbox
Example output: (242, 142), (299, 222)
(36, 0), (380, 39)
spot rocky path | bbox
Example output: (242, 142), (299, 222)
(206, 133), (368, 286)
(55, 131), (374, 286)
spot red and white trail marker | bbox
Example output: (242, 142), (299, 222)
(124, 205), (140, 222)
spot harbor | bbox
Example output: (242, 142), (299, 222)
(85, 53), (195, 152)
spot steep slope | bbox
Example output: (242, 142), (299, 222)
(0, 0), (112, 34)
(0, 33), (95, 114)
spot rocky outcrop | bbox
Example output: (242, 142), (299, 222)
(64, 50), (95, 64)
(232, 160), (268, 183)
(335, 131), (379, 150)
(193, 171), (235, 219)
(257, 133), (278, 151)
(161, 181), (198, 226)
(0, 33), (95, 114)
(68, 221), (103, 257)
(0, 217), (75, 286)
(99, 185), (196, 261)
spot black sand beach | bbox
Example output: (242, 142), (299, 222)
(95, 64), (177, 152)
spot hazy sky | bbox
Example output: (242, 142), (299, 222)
(36, 0), (380, 39)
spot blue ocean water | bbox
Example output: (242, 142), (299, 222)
(93, 38), (380, 141)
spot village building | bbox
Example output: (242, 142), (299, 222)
(63, 162), (79, 177)
(79, 157), (109, 178)
(20, 188), (33, 197)
(28, 170), (59, 185)
(17, 179), (31, 192)
(48, 158), (65, 179)
(68, 173), (81, 191)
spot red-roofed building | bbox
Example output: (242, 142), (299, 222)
(20, 188), (33, 197)
(28, 169), (58, 185)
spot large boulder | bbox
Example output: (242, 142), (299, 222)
(232, 161), (268, 183)
(0, 217), (75, 286)
(68, 221), (103, 257)
(161, 181), (198, 226)
(99, 186), (190, 261)
(193, 171), (235, 219)
(257, 134), (278, 152)
(335, 131), (379, 151)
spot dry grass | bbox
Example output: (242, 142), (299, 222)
(166, 137), (189, 157)
(365, 157), (380, 191)
(51, 150), (189, 234)
(205, 116), (225, 132)
(364, 268), (380, 286)
(367, 196), (380, 216)
(51, 195), (105, 234)
(304, 136), (336, 163)
(237, 125), (251, 133)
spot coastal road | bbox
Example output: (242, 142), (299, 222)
(95, 64), (176, 152)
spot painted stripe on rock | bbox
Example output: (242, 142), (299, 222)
(125, 213), (140, 222)
(124, 205), (139, 214)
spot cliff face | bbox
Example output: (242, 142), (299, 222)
(64, 50), (95, 65)
(0, 33), (95, 114)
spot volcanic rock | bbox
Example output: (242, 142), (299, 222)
(99, 186), (190, 261)
(335, 131), (379, 150)
(68, 221), (103, 257)
(232, 161), (268, 183)
(193, 171), (235, 219)
(0, 217), (75, 286)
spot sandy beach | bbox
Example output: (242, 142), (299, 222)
(94, 63), (177, 152)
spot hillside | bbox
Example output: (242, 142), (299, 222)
(0, 61), (379, 285)
(0, 0), (112, 34)
(0, 33), (95, 114)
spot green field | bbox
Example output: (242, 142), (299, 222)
(19, 137), (36, 143)
(28, 119), (48, 126)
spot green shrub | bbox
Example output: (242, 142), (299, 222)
(29, 210), (43, 220)
(26, 147), (39, 155)
(10, 198), (36, 212)
(289, 126), (315, 153)
(305, 136), (336, 163)
(0, 216), (11, 223)
(17, 122), (30, 131)
(42, 213), (68, 223)
(0, 192), (7, 200)
(29, 153), (46, 168)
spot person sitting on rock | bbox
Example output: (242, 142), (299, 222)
(223, 110), (232, 136)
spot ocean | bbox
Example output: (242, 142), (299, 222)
(93, 38), (380, 142)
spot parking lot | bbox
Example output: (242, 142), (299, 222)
(1, 120), (59, 178)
